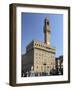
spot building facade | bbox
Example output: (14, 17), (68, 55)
(55, 56), (63, 75)
(22, 17), (56, 77)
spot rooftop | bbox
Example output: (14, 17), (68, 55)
(26, 40), (56, 53)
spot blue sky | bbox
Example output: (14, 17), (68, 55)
(21, 12), (63, 57)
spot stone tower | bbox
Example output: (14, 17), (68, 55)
(44, 17), (51, 45)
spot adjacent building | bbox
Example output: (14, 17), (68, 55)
(55, 56), (63, 75)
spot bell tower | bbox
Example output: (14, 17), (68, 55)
(44, 17), (51, 45)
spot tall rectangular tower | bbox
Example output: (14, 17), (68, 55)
(44, 17), (51, 46)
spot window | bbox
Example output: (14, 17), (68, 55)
(36, 57), (37, 59)
(48, 66), (49, 68)
(39, 54), (41, 56)
(51, 62), (52, 65)
(42, 54), (44, 56)
(39, 44), (40, 46)
(37, 66), (38, 69)
(36, 53), (38, 55)
(37, 44), (38, 46)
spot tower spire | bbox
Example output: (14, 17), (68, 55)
(44, 17), (51, 45)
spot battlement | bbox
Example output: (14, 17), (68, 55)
(26, 40), (56, 53)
